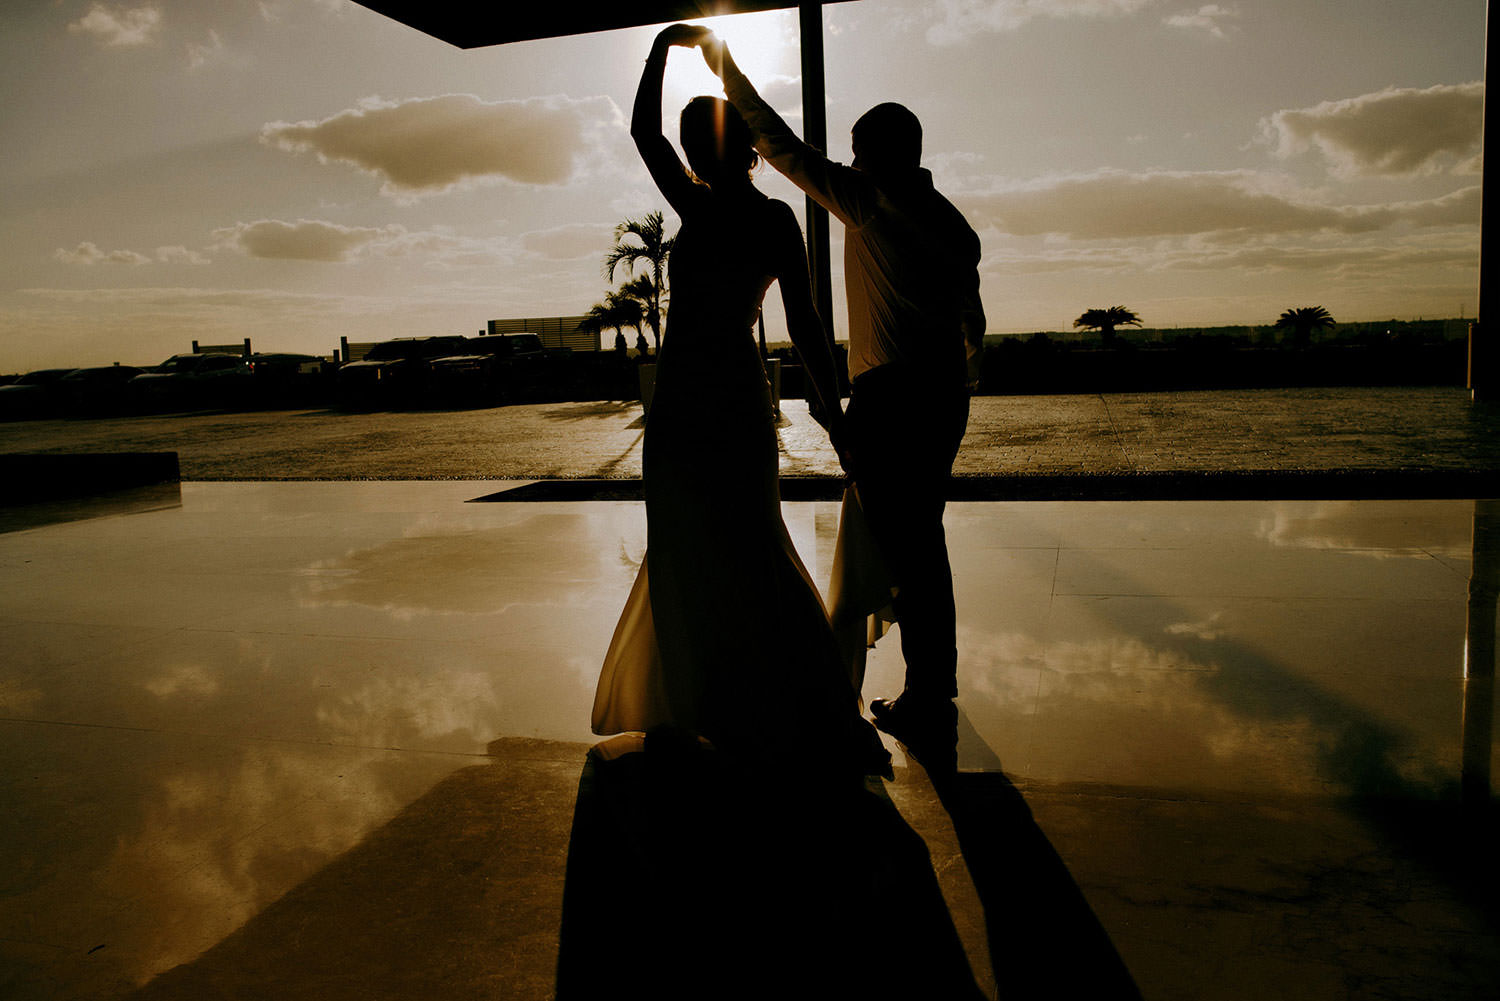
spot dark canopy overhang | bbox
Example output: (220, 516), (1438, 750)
(352, 1), (853, 49)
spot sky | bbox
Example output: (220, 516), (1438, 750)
(0, 0), (1486, 372)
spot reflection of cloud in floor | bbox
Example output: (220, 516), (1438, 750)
(0, 678), (43, 714)
(956, 625), (1046, 707)
(296, 512), (641, 617)
(959, 600), (1458, 796)
(142, 662), (221, 698)
(314, 663), (502, 748)
(1166, 612), (1224, 641)
(1256, 499), (1472, 559)
(1, 736), (463, 994)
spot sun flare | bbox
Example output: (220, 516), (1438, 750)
(663, 10), (795, 105)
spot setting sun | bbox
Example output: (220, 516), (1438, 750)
(663, 10), (797, 104)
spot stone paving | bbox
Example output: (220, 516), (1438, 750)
(3, 387), (1499, 482)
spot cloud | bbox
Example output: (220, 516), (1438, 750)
(155, 245), (211, 265)
(363, 229), (517, 269)
(1261, 83), (1484, 177)
(978, 238), (1479, 281)
(211, 218), (517, 268)
(960, 169), (1479, 239)
(756, 75), (805, 116)
(261, 94), (621, 199)
(521, 223), (613, 261)
(68, 4), (162, 47)
(54, 241), (151, 265)
(55, 242), (213, 266)
(212, 219), (408, 262)
(187, 29), (225, 69)
(927, 0), (1159, 44)
(1163, 4), (1237, 38)
(1156, 241), (1479, 275)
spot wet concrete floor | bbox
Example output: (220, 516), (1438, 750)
(2, 481), (1497, 999)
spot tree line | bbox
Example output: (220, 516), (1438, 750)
(1073, 305), (1337, 347)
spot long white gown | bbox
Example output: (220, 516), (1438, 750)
(590, 190), (880, 778)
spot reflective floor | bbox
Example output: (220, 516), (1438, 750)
(1, 482), (1496, 998)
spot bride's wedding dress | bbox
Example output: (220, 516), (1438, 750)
(591, 191), (881, 778)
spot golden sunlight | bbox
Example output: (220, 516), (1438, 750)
(664, 10), (796, 104)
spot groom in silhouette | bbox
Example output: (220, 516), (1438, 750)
(703, 33), (985, 759)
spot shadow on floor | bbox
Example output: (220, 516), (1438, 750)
(538, 401), (642, 423)
(555, 729), (984, 1000)
(0, 481), (181, 534)
(927, 767), (1143, 1000)
(883, 709), (1142, 1000)
(124, 728), (1143, 1001)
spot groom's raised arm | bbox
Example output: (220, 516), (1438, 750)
(710, 42), (875, 229)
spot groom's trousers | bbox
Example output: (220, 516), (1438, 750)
(846, 364), (971, 701)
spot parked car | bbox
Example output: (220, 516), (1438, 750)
(336, 335), (469, 408)
(427, 333), (554, 404)
(129, 353), (254, 410)
(56, 364), (144, 415)
(249, 352), (325, 404)
(0, 368), (74, 419)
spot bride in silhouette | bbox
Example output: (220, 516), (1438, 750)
(591, 24), (888, 781)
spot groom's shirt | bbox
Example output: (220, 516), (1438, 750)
(721, 63), (985, 388)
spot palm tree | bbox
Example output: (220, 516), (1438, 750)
(578, 301), (618, 343)
(1074, 306), (1142, 347)
(616, 274), (658, 347)
(579, 286), (649, 354)
(1273, 306), (1335, 347)
(605, 288), (645, 344)
(603, 211), (674, 352)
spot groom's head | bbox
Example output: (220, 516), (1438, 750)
(851, 103), (922, 174)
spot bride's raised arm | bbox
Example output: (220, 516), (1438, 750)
(631, 25), (711, 217)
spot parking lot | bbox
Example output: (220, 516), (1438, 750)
(0, 334), (629, 422)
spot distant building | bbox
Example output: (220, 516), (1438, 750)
(488, 316), (597, 353)
(192, 338), (251, 356)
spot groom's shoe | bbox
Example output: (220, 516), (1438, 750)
(876, 696), (954, 774)
(870, 695), (958, 773)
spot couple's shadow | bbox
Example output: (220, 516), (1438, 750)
(555, 718), (1140, 1000)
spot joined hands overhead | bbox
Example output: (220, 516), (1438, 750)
(654, 24), (725, 72)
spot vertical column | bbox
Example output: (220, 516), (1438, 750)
(1469, 2), (1496, 400)
(799, 1), (839, 392)
(1463, 498), (1499, 807)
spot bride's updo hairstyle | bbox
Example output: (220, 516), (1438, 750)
(680, 96), (759, 186)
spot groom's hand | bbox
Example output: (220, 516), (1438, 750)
(965, 335), (983, 392)
(835, 438), (858, 479)
(696, 32), (725, 75)
(656, 24), (714, 49)
(825, 412), (857, 478)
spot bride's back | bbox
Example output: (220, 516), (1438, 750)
(664, 189), (779, 340)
